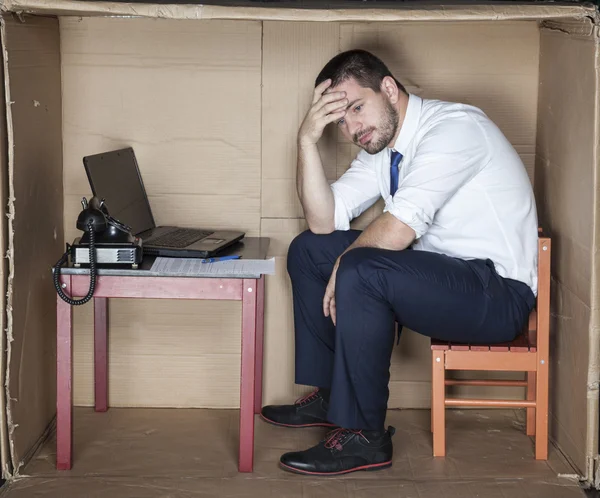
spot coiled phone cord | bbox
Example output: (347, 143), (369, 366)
(53, 222), (97, 305)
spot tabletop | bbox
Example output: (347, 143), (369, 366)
(54, 237), (272, 279)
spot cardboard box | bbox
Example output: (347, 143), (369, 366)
(0, 0), (598, 489)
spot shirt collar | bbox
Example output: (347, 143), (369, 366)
(391, 94), (422, 155)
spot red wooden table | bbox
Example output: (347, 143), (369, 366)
(55, 251), (267, 473)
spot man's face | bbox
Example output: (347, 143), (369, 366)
(327, 77), (399, 155)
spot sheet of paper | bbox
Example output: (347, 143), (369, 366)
(149, 257), (276, 276)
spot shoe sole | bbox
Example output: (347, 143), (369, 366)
(260, 413), (336, 429)
(279, 460), (392, 476)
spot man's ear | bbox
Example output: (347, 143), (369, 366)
(381, 76), (399, 104)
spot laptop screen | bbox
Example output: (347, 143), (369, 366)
(83, 147), (156, 236)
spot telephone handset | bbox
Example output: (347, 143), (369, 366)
(53, 196), (143, 306)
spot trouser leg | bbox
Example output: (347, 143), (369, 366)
(328, 247), (534, 431)
(286, 229), (360, 389)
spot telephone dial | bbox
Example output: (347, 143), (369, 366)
(54, 196), (143, 306)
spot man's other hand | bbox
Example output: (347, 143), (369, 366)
(323, 258), (340, 326)
(298, 79), (347, 147)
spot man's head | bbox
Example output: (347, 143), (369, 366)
(315, 50), (408, 155)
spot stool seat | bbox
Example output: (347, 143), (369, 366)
(431, 311), (538, 352)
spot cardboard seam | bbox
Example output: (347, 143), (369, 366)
(0, 15), (17, 480)
(259, 20), (263, 238)
(551, 275), (592, 313)
(550, 409), (593, 484)
(13, 415), (55, 476)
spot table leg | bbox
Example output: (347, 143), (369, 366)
(239, 279), (257, 472)
(56, 275), (73, 470)
(254, 276), (265, 415)
(94, 297), (108, 412)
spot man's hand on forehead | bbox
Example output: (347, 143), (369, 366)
(322, 81), (343, 98)
(316, 80), (345, 101)
(298, 79), (348, 146)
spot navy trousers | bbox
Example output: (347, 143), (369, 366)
(287, 229), (535, 431)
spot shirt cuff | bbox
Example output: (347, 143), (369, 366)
(333, 211), (351, 231)
(384, 199), (431, 239)
(332, 190), (351, 231)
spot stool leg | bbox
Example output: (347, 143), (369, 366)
(432, 350), (446, 457)
(526, 371), (536, 436)
(254, 276), (265, 415)
(94, 298), (109, 413)
(239, 279), (257, 472)
(536, 358), (549, 460)
(431, 373), (434, 433)
(56, 276), (73, 470)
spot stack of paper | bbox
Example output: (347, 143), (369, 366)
(149, 257), (276, 276)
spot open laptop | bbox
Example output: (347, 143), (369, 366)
(83, 147), (245, 258)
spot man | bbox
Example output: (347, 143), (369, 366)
(260, 49), (538, 476)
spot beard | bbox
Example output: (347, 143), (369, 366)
(353, 99), (399, 155)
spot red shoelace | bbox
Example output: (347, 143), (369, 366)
(324, 428), (369, 451)
(294, 388), (321, 406)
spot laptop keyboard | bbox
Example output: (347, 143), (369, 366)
(147, 228), (214, 248)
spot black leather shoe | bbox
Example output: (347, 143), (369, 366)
(279, 426), (395, 476)
(260, 389), (336, 428)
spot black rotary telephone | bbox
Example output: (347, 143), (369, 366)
(53, 196), (143, 306)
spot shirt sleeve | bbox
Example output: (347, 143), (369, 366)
(385, 116), (489, 238)
(330, 149), (381, 231)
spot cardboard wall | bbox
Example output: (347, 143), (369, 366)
(3, 15), (63, 471)
(535, 21), (599, 475)
(60, 17), (541, 409)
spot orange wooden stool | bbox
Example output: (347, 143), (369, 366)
(430, 232), (551, 460)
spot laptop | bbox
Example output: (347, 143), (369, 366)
(83, 147), (245, 258)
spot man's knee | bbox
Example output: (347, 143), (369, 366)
(336, 247), (413, 292)
(287, 229), (332, 276)
(336, 247), (379, 286)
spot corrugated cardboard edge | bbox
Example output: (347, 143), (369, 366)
(0, 0), (596, 21)
(590, 27), (600, 490)
(0, 15), (9, 481)
(0, 16), (16, 480)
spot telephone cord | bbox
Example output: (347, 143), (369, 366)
(53, 222), (97, 305)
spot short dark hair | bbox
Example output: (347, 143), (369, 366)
(315, 49), (407, 95)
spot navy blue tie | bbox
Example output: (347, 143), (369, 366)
(390, 150), (402, 196)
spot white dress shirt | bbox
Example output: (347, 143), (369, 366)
(330, 94), (539, 295)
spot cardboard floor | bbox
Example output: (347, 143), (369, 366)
(0, 407), (587, 497)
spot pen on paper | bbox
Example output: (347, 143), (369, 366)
(200, 255), (242, 264)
